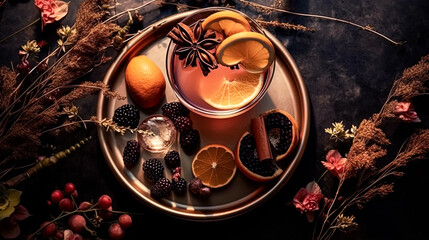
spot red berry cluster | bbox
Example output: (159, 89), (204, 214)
(49, 182), (78, 212)
(38, 183), (133, 240)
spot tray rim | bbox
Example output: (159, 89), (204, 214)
(96, 9), (310, 221)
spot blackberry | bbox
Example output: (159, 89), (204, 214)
(164, 150), (181, 169)
(150, 177), (171, 199)
(142, 158), (164, 182)
(239, 134), (277, 176)
(161, 102), (189, 120)
(180, 129), (200, 154)
(174, 116), (193, 133)
(122, 140), (140, 168)
(113, 104), (140, 128)
(171, 176), (187, 195)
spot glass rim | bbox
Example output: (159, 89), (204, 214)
(165, 7), (276, 119)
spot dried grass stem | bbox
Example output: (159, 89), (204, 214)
(239, 0), (403, 45)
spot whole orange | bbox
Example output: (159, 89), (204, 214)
(125, 55), (166, 109)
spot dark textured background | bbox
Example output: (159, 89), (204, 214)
(1, 0), (429, 239)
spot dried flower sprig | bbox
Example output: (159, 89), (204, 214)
(316, 128), (428, 240)
(57, 25), (75, 39)
(40, 113), (152, 137)
(325, 121), (357, 142)
(380, 55), (429, 117)
(57, 25), (76, 53)
(19, 40), (41, 56)
(61, 105), (79, 119)
(95, 117), (152, 136)
(308, 55), (429, 240)
(1, 0), (171, 175)
(103, 0), (158, 23)
(0, 0), (123, 187)
(334, 214), (358, 231)
(98, 118), (139, 135)
(293, 55), (429, 239)
(255, 17), (314, 32)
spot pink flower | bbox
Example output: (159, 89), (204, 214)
(34, 0), (69, 26)
(0, 205), (30, 239)
(293, 181), (323, 213)
(293, 181), (323, 222)
(321, 150), (347, 178)
(394, 101), (421, 123)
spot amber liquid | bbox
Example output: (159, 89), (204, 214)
(168, 12), (271, 115)
(172, 54), (266, 112)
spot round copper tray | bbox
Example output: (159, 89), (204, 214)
(96, 10), (310, 221)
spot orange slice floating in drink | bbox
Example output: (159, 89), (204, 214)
(202, 10), (251, 37)
(192, 144), (237, 188)
(202, 71), (263, 110)
(216, 31), (275, 74)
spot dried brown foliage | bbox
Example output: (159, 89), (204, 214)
(0, 125), (41, 164)
(58, 82), (112, 104)
(395, 129), (429, 165)
(47, 22), (120, 90)
(68, 0), (107, 43)
(354, 184), (394, 209)
(0, 0), (121, 171)
(345, 117), (390, 177)
(390, 56), (429, 100)
(0, 66), (17, 110)
(344, 54), (429, 178)
(378, 55), (429, 118)
(255, 18), (314, 32)
(316, 55), (429, 240)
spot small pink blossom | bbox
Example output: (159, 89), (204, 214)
(394, 101), (421, 123)
(294, 181), (323, 213)
(34, 0), (69, 26)
(321, 150), (347, 178)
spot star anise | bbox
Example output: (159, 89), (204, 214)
(167, 20), (220, 76)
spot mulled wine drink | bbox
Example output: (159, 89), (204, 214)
(166, 8), (275, 119)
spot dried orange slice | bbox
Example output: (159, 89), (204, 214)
(260, 109), (299, 161)
(202, 10), (251, 37)
(203, 71), (263, 110)
(235, 132), (283, 182)
(192, 144), (237, 188)
(235, 109), (299, 182)
(216, 31), (275, 73)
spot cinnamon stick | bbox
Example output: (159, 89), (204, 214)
(251, 116), (273, 162)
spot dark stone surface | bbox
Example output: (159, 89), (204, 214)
(1, 0), (428, 239)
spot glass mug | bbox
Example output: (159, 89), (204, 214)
(165, 7), (275, 119)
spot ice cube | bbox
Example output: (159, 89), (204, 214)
(137, 114), (177, 153)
